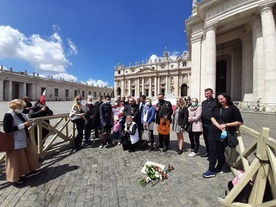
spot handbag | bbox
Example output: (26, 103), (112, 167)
(185, 123), (192, 133)
(0, 131), (14, 152)
(69, 115), (83, 123)
(226, 128), (239, 148)
(219, 108), (239, 148)
(141, 129), (151, 142)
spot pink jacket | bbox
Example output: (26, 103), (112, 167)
(113, 122), (120, 132)
(188, 106), (203, 132)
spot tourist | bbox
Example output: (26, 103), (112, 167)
(141, 98), (156, 150)
(84, 96), (95, 144)
(93, 95), (103, 138)
(29, 100), (53, 146)
(155, 93), (173, 152)
(201, 88), (217, 157)
(202, 93), (243, 178)
(3, 99), (41, 185)
(187, 97), (203, 157)
(69, 95), (86, 151)
(121, 115), (141, 152)
(138, 95), (146, 137)
(172, 97), (188, 154)
(22, 96), (33, 114)
(99, 95), (113, 148)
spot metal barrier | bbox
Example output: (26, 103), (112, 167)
(0, 113), (76, 164)
(234, 101), (276, 113)
(218, 126), (276, 206)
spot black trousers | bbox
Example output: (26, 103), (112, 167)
(74, 119), (85, 148)
(158, 133), (170, 149)
(208, 139), (226, 172)
(203, 123), (212, 153)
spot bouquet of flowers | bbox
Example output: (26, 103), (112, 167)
(138, 164), (174, 187)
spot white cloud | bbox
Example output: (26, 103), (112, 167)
(148, 51), (180, 63)
(87, 79), (108, 87)
(67, 38), (78, 56)
(0, 25), (70, 73)
(52, 73), (78, 81)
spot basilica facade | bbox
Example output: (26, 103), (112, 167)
(186, 0), (276, 103)
(113, 50), (191, 98)
(0, 68), (113, 101)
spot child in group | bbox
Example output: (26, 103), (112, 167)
(111, 119), (120, 144)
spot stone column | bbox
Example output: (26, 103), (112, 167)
(149, 77), (152, 98)
(22, 82), (27, 97)
(191, 32), (203, 98)
(157, 76), (160, 95)
(136, 78), (140, 97)
(121, 79), (125, 97)
(252, 17), (264, 101)
(128, 79), (131, 96)
(260, 6), (276, 104)
(241, 34), (253, 101)
(8, 80), (12, 100)
(165, 76), (168, 95)
(205, 25), (217, 95)
(141, 78), (145, 95)
(0, 80), (3, 101)
(154, 77), (157, 97)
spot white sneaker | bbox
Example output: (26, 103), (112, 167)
(188, 152), (197, 157)
(99, 144), (104, 148)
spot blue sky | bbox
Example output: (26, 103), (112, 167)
(0, 0), (193, 87)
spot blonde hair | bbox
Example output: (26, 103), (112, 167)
(73, 95), (82, 110)
(9, 99), (26, 109)
(178, 97), (186, 108)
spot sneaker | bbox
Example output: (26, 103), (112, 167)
(117, 141), (121, 146)
(25, 169), (41, 178)
(162, 147), (168, 152)
(99, 144), (104, 148)
(177, 149), (183, 155)
(202, 170), (216, 178)
(201, 152), (209, 157)
(188, 152), (197, 157)
(214, 168), (224, 174)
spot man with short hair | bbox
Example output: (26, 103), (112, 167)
(93, 95), (103, 138)
(201, 88), (217, 157)
(99, 95), (113, 148)
(155, 93), (173, 152)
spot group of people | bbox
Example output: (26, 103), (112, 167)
(68, 89), (243, 179)
(2, 88), (243, 185)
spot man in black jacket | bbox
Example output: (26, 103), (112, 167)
(29, 100), (53, 146)
(93, 95), (103, 138)
(155, 93), (173, 152)
(201, 88), (217, 157)
(99, 95), (113, 148)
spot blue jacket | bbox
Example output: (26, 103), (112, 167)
(141, 105), (156, 124)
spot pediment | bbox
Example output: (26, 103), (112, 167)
(135, 67), (155, 74)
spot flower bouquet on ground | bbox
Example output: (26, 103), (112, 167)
(138, 161), (174, 187)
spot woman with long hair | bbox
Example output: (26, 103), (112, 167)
(202, 93), (243, 178)
(69, 95), (87, 151)
(172, 97), (188, 154)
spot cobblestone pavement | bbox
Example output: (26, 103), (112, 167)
(0, 101), (275, 207)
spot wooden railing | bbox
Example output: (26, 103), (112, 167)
(0, 113), (76, 164)
(219, 126), (276, 206)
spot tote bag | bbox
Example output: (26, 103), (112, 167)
(0, 131), (14, 152)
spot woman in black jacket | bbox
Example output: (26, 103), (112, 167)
(172, 97), (188, 154)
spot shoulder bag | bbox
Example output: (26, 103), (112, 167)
(219, 108), (239, 148)
(0, 131), (14, 152)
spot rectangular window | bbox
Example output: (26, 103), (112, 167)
(170, 65), (174, 68)
(74, 90), (78, 97)
(54, 88), (58, 97)
(82, 91), (85, 98)
(65, 89), (69, 97)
